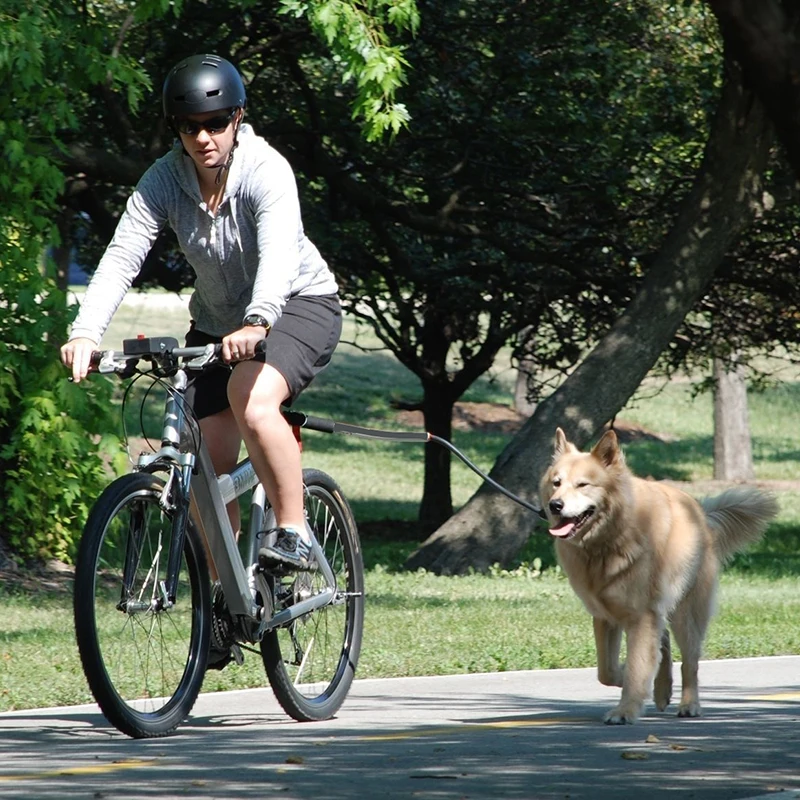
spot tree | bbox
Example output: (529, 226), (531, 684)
(713, 354), (754, 481)
(286, 0), (732, 530)
(406, 59), (773, 574)
(0, 1), (150, 560)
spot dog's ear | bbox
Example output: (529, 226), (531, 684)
(553, 427), (576, 458)
(591, 429), (623, 468)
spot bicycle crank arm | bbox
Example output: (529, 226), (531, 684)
(258, 586), (335, 634)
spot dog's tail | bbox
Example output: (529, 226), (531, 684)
(701, 487), (779, 563)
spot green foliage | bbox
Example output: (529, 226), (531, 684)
(0, 1), (149, 562)
(0, 252), (117, 563)
(279, 0), (418, 139)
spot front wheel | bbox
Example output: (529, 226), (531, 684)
(73, 472), (211, 738)
(261, 469), (364, 721)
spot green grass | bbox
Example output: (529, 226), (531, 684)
(3, 571), (799, 711)
(1, 293), (795, 713)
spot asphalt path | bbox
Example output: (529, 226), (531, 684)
(1, 656), (799, 799)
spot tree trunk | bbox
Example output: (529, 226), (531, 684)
(513, 325), (537, 417)
(707, 0), (800, 178)
(418, 389), (456, 533)
(513, 370), (536, 418)
(713, 354), (754, 480)
(405, 60), (772, 574)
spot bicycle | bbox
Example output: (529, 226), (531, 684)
(72, 335), (364, 739)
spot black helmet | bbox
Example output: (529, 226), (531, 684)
(162, 54), (246, 118)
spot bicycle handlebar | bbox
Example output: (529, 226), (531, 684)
(89, 336), (267, 375)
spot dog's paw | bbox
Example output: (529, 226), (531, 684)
(677, 701), (702, 718)
(598, 667), (624, 688)
(603, 704), (640, 725)
(653, 673), (673, 711)
(654, 695), (671, 712)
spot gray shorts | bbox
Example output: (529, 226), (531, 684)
(184, 294), (341, 420)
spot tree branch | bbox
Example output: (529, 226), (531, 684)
(405, 58), (774, 574)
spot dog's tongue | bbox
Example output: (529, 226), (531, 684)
(549, 521), (575, 539)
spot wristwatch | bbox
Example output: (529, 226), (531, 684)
(243, 314), (271, 333)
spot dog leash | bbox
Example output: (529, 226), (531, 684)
(282, 410), (548, 520)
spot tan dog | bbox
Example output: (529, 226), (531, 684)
(539, 427), (778, 724)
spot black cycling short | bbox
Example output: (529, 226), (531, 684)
(183, 294), (341, 420)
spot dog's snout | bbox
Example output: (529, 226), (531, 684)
(549, 498), (564, 515)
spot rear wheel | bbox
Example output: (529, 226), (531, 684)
(261, 469), (364, 721)
(73, 472), (210, 738)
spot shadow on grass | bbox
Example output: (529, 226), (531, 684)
(359, 505), (800, 579)
(623, 435), (710, 482)
(727, 519), (800, 578)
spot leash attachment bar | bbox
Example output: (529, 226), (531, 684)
(282, 410), (545, 519)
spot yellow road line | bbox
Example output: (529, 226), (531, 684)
(358, 717), (591, 741)
(748, 692), (800, 702)
(0, 759), (156, 782)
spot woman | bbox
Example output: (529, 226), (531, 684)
(61, 54), (341, 578)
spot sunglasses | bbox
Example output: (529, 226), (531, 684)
(174, 110), (236, 136)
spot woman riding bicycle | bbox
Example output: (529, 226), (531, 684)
(61, 54), (341, 606)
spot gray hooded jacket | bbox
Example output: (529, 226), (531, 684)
(70, 124), (337, 342)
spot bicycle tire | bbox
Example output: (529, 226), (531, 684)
(261, 468), (364, 721)
(74, 472), (210, 738)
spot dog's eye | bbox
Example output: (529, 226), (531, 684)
(552, 477), (561, 488)
(575, 480), (591, 489)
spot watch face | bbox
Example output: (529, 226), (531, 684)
(244, 315), (268, 327)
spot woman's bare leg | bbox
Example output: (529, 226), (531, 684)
(226, 360), (306, 534)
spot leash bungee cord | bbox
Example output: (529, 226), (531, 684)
(282, 410), (547, 519)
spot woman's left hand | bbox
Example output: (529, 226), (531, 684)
(221, 325), (268, 363)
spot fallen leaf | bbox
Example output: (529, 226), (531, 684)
(621, 751), (649, 760)
(645, 734), (660, 743)
(285, 755), (304, 765)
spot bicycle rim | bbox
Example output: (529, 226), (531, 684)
(261, 469), (364, 721)
(74, 473), (210, 738)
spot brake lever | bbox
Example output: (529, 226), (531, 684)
(96, 350), (120, 373)
(185, 343), (220, 370)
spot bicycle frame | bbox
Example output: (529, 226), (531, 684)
(134, 362), (337, 641)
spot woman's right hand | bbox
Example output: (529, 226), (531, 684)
(60, 337), (98, 384)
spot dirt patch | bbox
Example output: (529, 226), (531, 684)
(394, 401), (524, 435)
(394, 401), (675, 443)
(0, 558), (74, 595)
